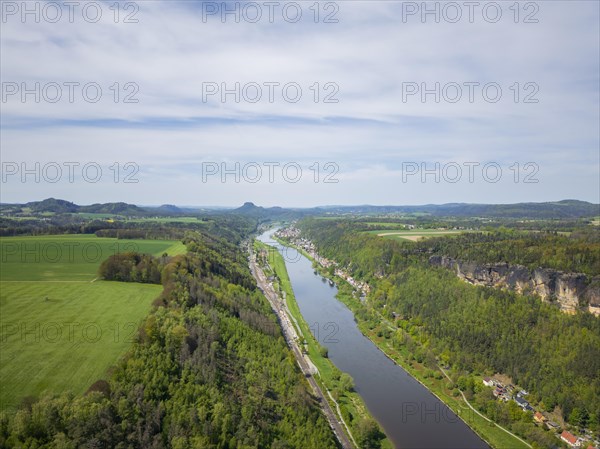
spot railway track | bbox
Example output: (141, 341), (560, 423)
(249, 250), (356, 449)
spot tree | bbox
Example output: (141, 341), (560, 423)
(569, 407), (589, 428)
(339, 373), (354, 392)
(356, 417), (385, 449)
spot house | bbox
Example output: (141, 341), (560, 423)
(545, 420), (559, 431)
(483, 377), (494, 387)
(533, 412), (546, 424)
(514, 396), (530, 410)
(560, 431), (578, 447)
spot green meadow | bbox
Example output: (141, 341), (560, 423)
(363, 228), (467, 241)
(0, 235), (185, 281)
(0, 281), (161, 411)
(0, 235), (183, 410)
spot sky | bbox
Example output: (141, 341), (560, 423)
(1, 0), (599, 207)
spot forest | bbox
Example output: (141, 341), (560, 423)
(416, 228), (600, 276)
(297, 218), (600, 441)
(0, 220), (339, 448)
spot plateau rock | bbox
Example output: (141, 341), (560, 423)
(429, 255), (599, 316)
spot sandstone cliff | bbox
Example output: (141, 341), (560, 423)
(429, 255), (600, 316)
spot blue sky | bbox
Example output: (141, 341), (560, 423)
(1, 0), (599, 207)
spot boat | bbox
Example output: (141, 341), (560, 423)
(329, 280), (335, 287)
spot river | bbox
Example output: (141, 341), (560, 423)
(258, 229), (490, 449)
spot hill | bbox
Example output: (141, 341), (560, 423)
(2, 199), (598, 220)
(318, 200), (599, 218)
(27, 198), (79, 214)
(79, 202), (146, 215)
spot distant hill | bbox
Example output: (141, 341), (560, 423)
(27, 198), (79, 214)
(230, 202), (305, 221)
(154, 204), (184, 214)
(79, 202), (146, 215)
(1, 199), (598, 220)
(1, 198), (147, 216)
(233, 201), (263, 215)
(318, 200), (600, 218)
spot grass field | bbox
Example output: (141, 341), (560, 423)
(0, 281), (161, 411)
(364, 228), (466, 241)
(0, 235), (185, 281)
(0, 235), (182, 411)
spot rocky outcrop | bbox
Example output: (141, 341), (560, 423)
(429, 255), (600, 316)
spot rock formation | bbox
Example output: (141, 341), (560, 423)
(429, 255), (600, 316)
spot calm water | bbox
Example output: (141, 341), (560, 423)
(258, 230), (490, 449)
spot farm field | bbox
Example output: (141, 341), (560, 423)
(0, 281), (161, 411)
(0, 235), (184, 281)
(0, 235), (180, 411)
(364, 228), (466, 241)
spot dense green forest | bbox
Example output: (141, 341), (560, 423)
(0, 222), (339, 448)
(0, 211), (254, 239)
(355, 216), (597, 233)
(417, 229), (600, 276)
(297, 218), (600, 438)
(301, 219), (600, 277)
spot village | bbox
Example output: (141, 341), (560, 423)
(482, 376), (598, 449)
(275, 227), (371, 300)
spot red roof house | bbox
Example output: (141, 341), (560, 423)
(560, 431), (578, 447)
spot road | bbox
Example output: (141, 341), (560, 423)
(249, 250), (356, 449)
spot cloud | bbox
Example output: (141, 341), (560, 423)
(1, 0), (598, 206)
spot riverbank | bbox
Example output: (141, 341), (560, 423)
(254, 238), (394, 449)
(275, 235), (531, 449)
